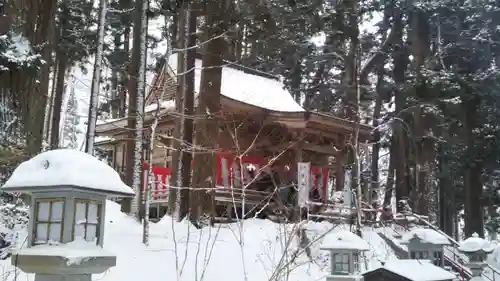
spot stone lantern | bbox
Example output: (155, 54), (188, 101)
(458, 232), (495, 278)
(1, 149), (135, 281)
(401, 228), (451, 267)
(320, 230), (369, 281)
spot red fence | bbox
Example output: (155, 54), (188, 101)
(142, 153), (329, 202)
(142, 164), (170, 202)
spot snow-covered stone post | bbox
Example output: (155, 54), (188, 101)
(320, 230), (369, 281)
(1, 149), (135, 281)
(458, 232), (494, 278)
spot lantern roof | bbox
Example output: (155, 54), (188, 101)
(2, 149), (134, 197)
(459, 233), (495, 253)
(321, 230), (369, 251)
(401, 228), (452, 245)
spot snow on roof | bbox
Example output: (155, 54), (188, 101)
(2, 149), (134, 197)
(320, 230), (370, 251)
(144, 99), (175, 113)
(364, 260), (456, 281)
(470, 276), (487, 281)
(167, 53), (305, 113)
(401, 228), (451, 245)
(15, 238), (114, 265)
(96, 100), (175, 127)
(459, 233), (495, 253)
(95, 136), (114, 143)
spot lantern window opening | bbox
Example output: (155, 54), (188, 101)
(353, 252), (360, 272)
(33, 198), (65, 246)
(433, 251), (443, 266)
(410, 251), (429, 260)
(332, 253), (350, 273)
(73, 199), (101, 245)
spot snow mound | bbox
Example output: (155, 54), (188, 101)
(2, 149), (134, 197)
(366, 260), (456, 281)
(100, 202), (397, 281)
(0, 201), (398, 281)
(167, 53), (305, 113)
(401, 228), (451, 245)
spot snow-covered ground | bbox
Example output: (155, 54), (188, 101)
(1, 200), (398, 281)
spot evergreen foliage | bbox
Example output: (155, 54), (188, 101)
(62, 86), (81, 149)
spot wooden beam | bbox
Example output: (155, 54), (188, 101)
(303, 128), (340, 143)
(302, 143), (339, 155)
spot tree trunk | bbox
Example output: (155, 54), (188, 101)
(391, 7), (410, 211)
(383, 140), (396, 207)
(190, 0), (228, 226)
(133, 0), (148, 221)
(171, 12), (178, 49)
(370, 69), (383, 207)
(343, 0), (361, 237)
(138, 0), (150, 245)
(23, 0), (58, 156)
(123, 0), (145, 215)
(50, 52), (68, 149)
(290, 61), (302, 103)
(168, 6), (186, 216)
(85, 0), (107, 154)
(438, 145), (454, 236)
(178, 5), (196, 220)
(119, 16), (131, 118)
(44, 63), (59, 145)
(463, 97), (484, 237)
(110, 34), (121, 119)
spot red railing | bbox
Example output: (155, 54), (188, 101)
(142, 153), (330, 202)
(142, 164), (171, 202)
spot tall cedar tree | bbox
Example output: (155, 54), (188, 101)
(190, 0), (229, 226)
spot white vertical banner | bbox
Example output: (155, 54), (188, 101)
(220, 157), (230, 187)
(318, 170), (325, 201)
(297, 162), (311, 207)
(164, 175), (170, 199)
(232, 162), (241, 187)
(142, 168), (149, 197)
(343, 169), (352, 208)
(155, 174), (161, 201)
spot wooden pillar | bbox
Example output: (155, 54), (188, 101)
(295, 142), (303, 162)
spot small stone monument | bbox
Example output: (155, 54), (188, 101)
(458, 232), (494, 279)
(320, 230), (369, 281)
(1, 149), (135, 281)
(401, 228), (451, 267)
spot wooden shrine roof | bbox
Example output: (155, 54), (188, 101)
(96, 54), (373, 143)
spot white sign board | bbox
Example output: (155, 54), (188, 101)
(297, 162), (311, 207)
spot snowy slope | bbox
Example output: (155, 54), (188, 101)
(2, 201), (397, 281)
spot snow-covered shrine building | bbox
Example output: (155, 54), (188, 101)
(94, 53), (373, 221)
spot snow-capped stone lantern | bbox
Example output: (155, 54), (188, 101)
(1, 149), (135, 281)
(458, 233), (495, 278)
(401, 228), (451, 267)
(320, 230), (369, 281)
